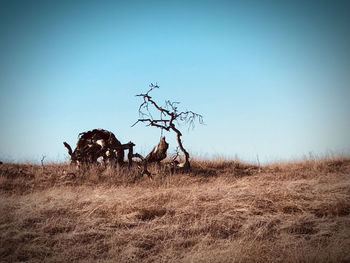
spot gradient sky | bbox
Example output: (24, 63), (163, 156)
(1, 0), (349, 163)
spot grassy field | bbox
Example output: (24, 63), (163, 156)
(0, 157), (349, 262)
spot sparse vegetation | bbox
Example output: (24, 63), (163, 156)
(0, 156), (349, 262)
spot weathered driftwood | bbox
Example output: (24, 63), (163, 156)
(63, 129), (135, 167)
(145, 136), (169, 164)
(136, 136), (169, 177)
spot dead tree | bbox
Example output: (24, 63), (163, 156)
(63, 128), (135, 167)
(132, 83), (203, 170)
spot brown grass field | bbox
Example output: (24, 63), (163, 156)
(0, 156), (349, 262)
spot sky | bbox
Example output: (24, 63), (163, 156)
(0, 0), (349, 163)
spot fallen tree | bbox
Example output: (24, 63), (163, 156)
(63, 129), (135, 167)
(63, 128), (168, 177)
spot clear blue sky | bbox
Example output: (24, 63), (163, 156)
(1, 0), (349, 163)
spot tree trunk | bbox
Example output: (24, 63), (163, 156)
(172, 125), (190, 170)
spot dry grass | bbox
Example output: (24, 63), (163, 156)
(0, 157), (349, 262)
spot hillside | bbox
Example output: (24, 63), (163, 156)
(0, 158), (349, 262)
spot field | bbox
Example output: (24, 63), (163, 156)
(0, 157), (350, 262)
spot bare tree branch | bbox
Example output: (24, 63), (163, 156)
(171, 147), (181, 162)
